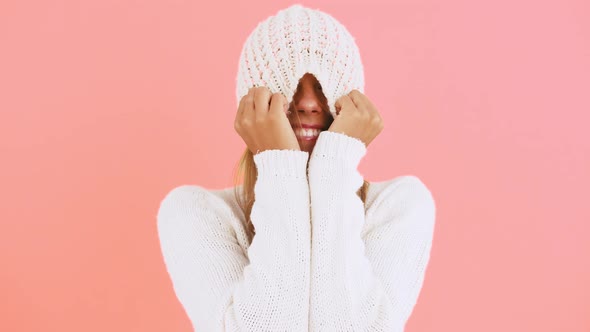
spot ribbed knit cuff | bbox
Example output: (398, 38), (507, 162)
(309, 131), (367, 169)
(253, 149), (309, 179)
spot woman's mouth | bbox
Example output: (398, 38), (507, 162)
(294, 127), (321, 140)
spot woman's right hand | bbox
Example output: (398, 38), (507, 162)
(234, 87), (300, 154)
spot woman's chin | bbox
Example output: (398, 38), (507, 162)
(298, 138), (318, 153)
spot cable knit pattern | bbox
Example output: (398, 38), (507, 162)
(157, 132), (436, 331)
(236, 4), (365, 118)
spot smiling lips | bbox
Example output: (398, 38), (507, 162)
(294, 127), (321, 140)
(293, 124), (324, 140)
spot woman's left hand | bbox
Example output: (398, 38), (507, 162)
(328, 90), (384, 147)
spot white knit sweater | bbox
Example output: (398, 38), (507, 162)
(157, 131), (436, 332)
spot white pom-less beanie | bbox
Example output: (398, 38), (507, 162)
(236, 4), (365, 118)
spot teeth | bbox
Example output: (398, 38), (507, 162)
(295, 128), (320, 137)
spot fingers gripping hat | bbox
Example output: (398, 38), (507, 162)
(236, 4), (365, 118)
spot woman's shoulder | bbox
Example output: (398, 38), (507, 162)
(159, 184), (242, 209)
(157, 184), (247, 231)
(366, 175), (434, 203)
(365, 175), (436, 228)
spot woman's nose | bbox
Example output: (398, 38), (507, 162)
(295, 90), (321, 114)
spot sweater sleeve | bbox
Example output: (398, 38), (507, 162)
(157, 149), (311, 332)
(307, 131), (436, 331)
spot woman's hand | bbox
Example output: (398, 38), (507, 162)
(235, 87), (300, 154)
(328, 90), (384, 147)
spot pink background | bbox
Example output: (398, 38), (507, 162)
(1, 0), (589, 331)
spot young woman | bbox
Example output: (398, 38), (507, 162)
(157, 4), (436, 331)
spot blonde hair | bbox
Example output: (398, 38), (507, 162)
(232, 148), (370, 243)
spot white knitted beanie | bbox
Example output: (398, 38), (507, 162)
(236, 4), (364, 118)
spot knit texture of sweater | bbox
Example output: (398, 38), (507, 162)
(157, 131), (436, 331)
